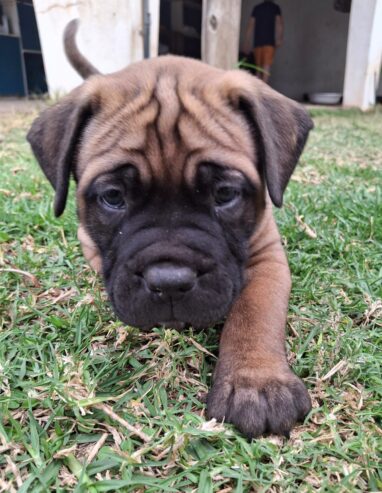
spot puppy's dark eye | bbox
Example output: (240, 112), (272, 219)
(99, 189), (125, 209)
(214, 186), (241, 207)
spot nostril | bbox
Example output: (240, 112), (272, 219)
(143, 262), (197, 296)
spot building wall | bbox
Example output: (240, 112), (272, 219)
(34, 0), (160, 96)
(240, 0), (350, 100)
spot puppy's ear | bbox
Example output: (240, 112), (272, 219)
(230, 75), (313, 207)
(27, 89), (93, 216)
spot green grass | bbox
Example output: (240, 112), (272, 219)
(0, 107), (381, 492)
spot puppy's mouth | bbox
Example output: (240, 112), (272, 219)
(108, 261), (236, 330)
(158, 320), (186, 330)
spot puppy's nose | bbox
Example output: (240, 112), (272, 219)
(143, 262), (196, 298)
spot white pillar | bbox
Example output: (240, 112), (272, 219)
(34, 0), (160, 96)
(343, 0), (382, 110)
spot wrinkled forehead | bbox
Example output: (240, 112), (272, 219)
(76, 66), (260, 194)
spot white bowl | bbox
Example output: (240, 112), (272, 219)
(308, 92), (342, 105)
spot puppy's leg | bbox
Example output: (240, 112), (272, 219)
(207, 217), (311, 438)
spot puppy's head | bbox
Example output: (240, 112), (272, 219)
(27, 56), (312, 329)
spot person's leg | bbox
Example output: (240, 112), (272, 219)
(254, 47), (265, 80)
(262, 46), (275, 84)
(262, 67), (271, 83)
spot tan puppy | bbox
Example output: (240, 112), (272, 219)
(27, 20), (313, 438)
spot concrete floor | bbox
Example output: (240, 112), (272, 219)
(0, 98), (48, 114)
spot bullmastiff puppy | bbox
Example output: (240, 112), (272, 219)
(27, 20), (313, 438)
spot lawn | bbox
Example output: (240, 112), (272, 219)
(0, 106), (381, 492)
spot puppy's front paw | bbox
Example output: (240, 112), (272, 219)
(206, 365), (311, 438)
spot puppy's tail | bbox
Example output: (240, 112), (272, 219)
(64, 19), (100, 79)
